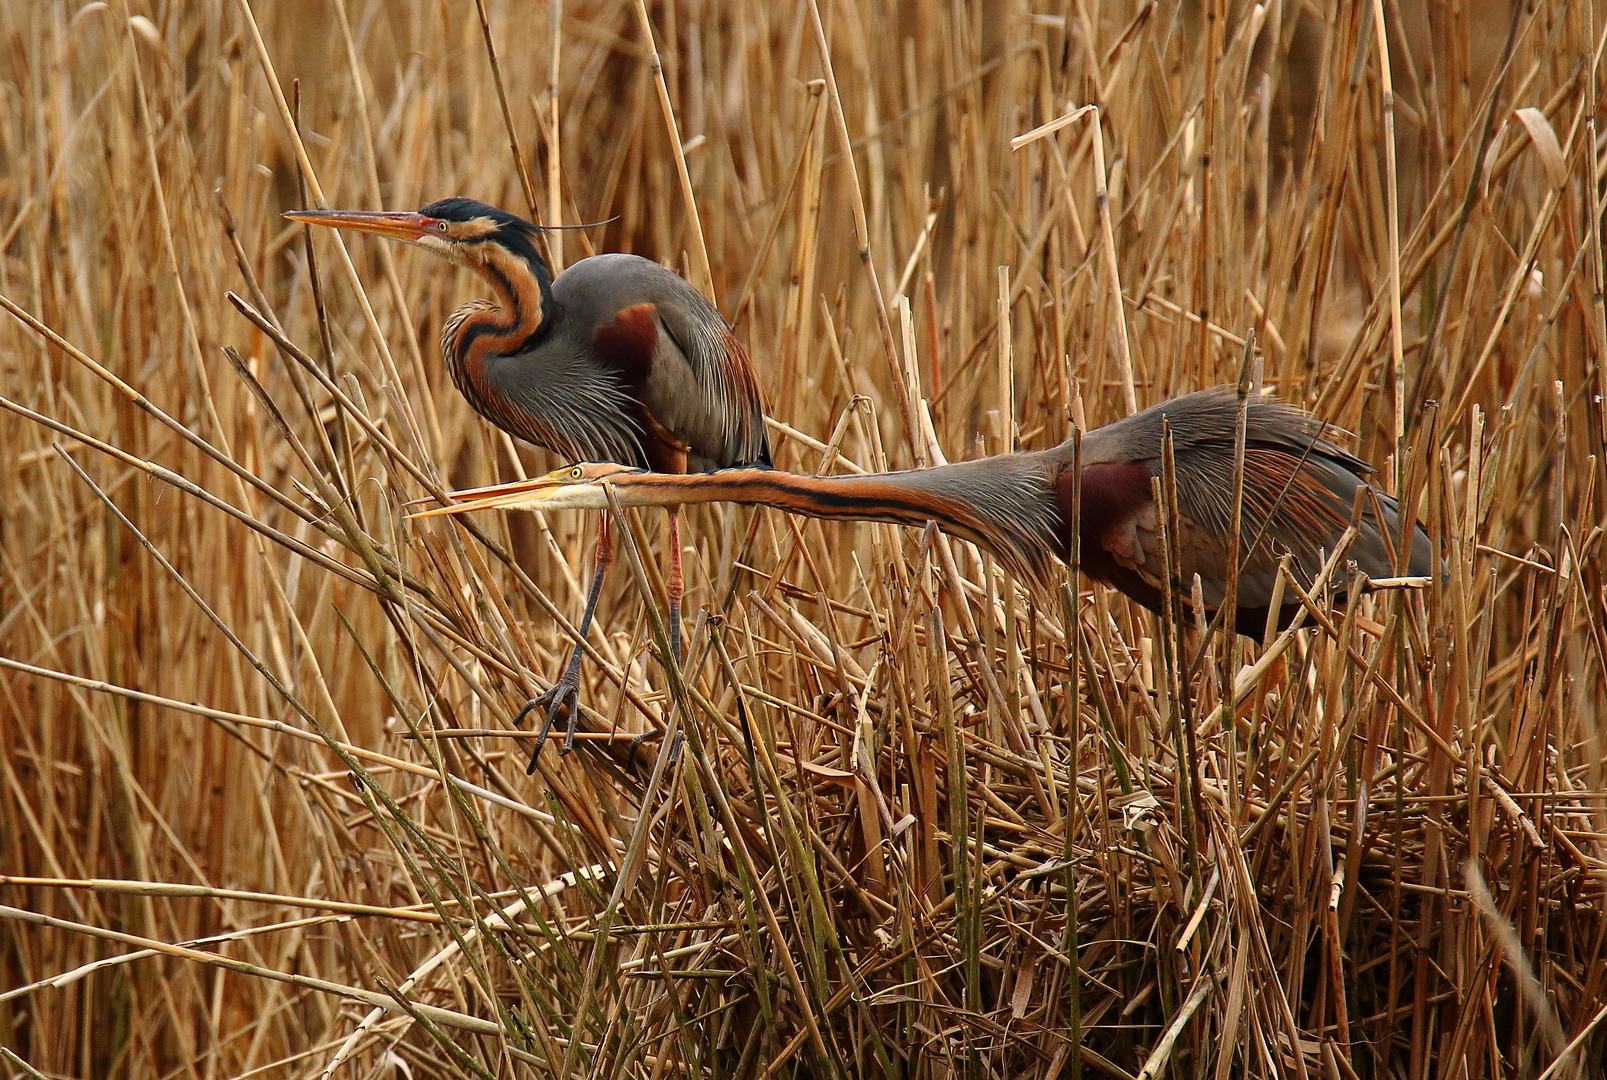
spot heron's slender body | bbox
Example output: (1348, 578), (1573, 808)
(286, 198), (768, 765)
(420, 389), (1434, 635)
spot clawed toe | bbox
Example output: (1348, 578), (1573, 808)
(518, 679), (580, 772)
(513, 690), (552, 728)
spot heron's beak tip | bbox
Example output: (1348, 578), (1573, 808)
(405, 480), (570, 521)
(280, 208), (431, 240)
(404, 503), (462, 521)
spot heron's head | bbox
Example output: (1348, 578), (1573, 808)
(284, 197), (548, 276)
(410, 462), (645, 519)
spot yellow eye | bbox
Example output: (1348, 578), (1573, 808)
(436, 221), (449, 233)
(570, 466), (584, 479)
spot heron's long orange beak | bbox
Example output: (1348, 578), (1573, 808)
(408, 470), (618, 519)
(409, 477), (568, 520)
(282, 208), (437, 242)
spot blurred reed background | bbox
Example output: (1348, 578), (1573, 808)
(1, 0), (1604, 1076)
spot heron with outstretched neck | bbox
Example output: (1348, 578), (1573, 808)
(285, 198), (769, 766)
(415, 388), (1434, 635)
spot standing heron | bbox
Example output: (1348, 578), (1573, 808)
(285, 198), (768, 765)
(414, 388), (1434, 634)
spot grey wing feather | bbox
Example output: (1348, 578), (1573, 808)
(662, 309), (770, 469)
(1082, 387), (1434, 607)
(485, 343), (648, 466)
(641, 275), (769, 469)
(554, 253), (768, 471)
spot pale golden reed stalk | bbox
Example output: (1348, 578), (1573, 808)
(0, 1), (1602, 1077)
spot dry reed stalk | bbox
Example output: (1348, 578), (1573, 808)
(0, 0), (1603, 1076)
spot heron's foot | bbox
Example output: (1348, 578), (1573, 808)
(526, 683), (580, 766)
(516, 649), (585, 770)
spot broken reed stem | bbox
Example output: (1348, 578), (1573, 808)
(634, 0), (715, 302)
(1219, 332), (1254, 818)
(806, 0), (920, 463)
(1156, 420), (1203, 890)
(1371, 0), (1407, 475)
(1089, 105), (1138, 415)
(474, 0), (542, 224)
(4, 3), (1604, 1077)
(546, 0), (564, 267)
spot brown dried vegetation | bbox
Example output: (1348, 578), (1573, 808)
(1, 1), (1605, 1077)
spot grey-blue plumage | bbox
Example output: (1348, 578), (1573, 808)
(285, 197), (768, 763)
(453, 388), (1436, 637)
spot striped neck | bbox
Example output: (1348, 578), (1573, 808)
(441, 239), (555, 441)
(447, 244), (552, 359)
(587, 461), (1064, 584)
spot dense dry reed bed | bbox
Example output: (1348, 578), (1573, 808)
(2, 0), (1604, 1076)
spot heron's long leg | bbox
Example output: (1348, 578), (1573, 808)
(518, 511), (610, 768)
(666, 505), (683, 666)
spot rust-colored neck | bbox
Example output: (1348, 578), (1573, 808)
(591, 463), (1062, 583)
(441, 244), (555, 442)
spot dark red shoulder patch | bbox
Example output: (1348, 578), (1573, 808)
(1069, 461), (1153, 544)
(1055, 460), (1153, 580)
(592, 303), (659, 389)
